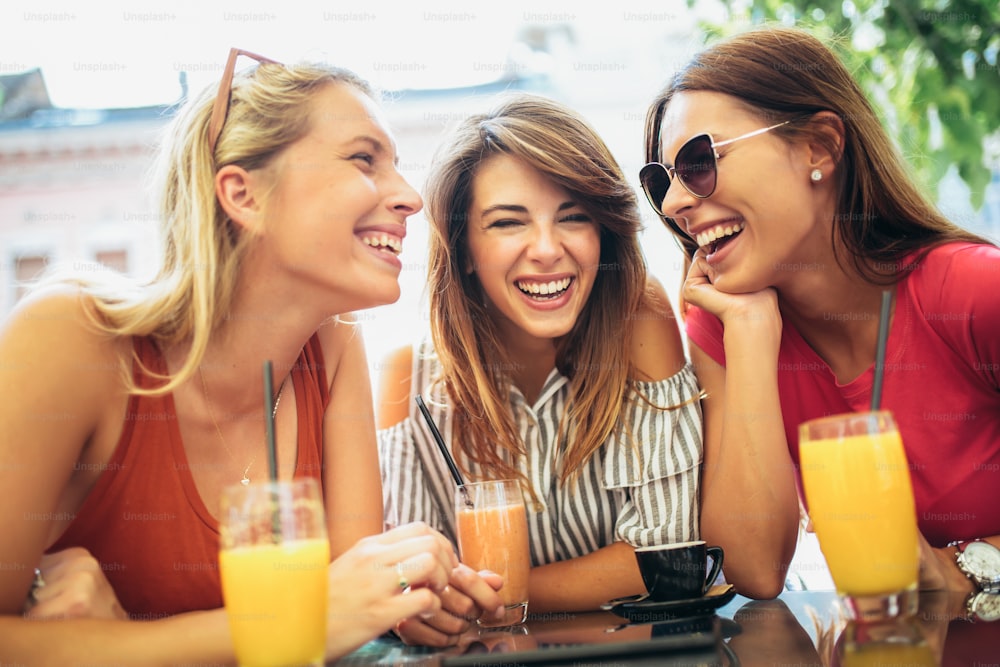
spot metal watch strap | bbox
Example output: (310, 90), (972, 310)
(952, 540), (1000, 593)
(966, 590), (1000, 622)
(950, 540), (979, 589)
(966, 590), (979, 621)
(966, 590), (984, 622)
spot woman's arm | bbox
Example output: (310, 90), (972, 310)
(527, 542), (645, 612)
(375, 344), (413, 430)
(0, 288), (122, 615)
(319, 317), (385, 558)
(922, 534), (1000, 596)
(0, 610), (233, 667)
(0, 289), (237, 664)
(2, 524), (462, 665)
(630, 277), (688, 382)
(682, 251), (800, 599)
(693, 335), (799, 599)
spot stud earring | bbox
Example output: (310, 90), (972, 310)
(810, 169), (823, 182)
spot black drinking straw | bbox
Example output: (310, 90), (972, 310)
(415, 394), (473, 508)
(263, 360), (282, 542)
(870, 290), (893, 412)
(263, 360), (279, 482)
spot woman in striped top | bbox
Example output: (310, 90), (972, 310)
(377, 93), (704, 647)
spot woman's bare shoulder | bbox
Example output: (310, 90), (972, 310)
(3, 285), (128, 367)
(629, 276), (688, 382)
(375, 344), (413, 429)
(0, 285), (130, 478)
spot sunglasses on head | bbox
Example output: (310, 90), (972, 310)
(638, 119), (795, 216)
(207, 48), (282, 155)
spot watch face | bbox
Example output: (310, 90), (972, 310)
(970, 592), (1000, 622)
(963, 541), (1000, 581)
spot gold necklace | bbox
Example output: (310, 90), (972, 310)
(198, 367), (287, 485)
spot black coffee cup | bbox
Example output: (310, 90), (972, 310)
(634, 540), (724, 601)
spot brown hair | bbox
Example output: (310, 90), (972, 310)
(643, 26), (991, 278)
(424, 93), (647, 487)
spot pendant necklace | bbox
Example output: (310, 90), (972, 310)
(199, 367), (287, 485)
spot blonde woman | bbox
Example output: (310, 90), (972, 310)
(378, 93), (704, 647)
(0, 49), (492, 664)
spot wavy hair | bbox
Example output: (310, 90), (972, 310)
(35, 57), (372, 395)
(424, 93), (649, 486)
(643, 26), (991, 276)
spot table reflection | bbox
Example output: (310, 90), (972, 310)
(836, 618), (936, 667)
(333, 590), (998, 666)
(726, 599), (823, 666)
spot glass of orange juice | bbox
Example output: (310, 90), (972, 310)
(219, 478), (329, 667)
(799, 411), (919, 621)
(456, 480), (531, 628)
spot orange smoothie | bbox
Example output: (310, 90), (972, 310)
(220, 538), (329, 667)
(800, 431), (919, 596)
(457, 503), (531, 608)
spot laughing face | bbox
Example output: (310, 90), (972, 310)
(466, 154), (601, 348)
(658, 91), (831, 294)
(259, 83), (422, 311)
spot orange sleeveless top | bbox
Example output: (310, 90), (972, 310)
(49, 335), (329, 618)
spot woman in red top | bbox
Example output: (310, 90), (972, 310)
(0, 49), (500, 663)
(639, 26), (1000, 603)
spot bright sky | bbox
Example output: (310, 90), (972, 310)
(1, 0), (716, 109)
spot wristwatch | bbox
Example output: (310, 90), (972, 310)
(953, 540), (1000, 593)
(966, 591), (1000, 622)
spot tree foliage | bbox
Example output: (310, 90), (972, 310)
(695, 0), (1000, 209)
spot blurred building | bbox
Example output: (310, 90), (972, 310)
(0, 72), (515, 316)
(0, 68), (168, 313)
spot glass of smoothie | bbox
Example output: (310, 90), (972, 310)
(219, 477), (329, 666)
(456, 479), (531, 627)
(799, 410), (919, 621)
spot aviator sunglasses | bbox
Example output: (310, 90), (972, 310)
(207, 48), (282, 155)
(638, 119), (795, 216)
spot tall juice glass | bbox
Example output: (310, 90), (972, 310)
(219, 478), (329, 667)
(456, 480), (531, 628)
(799, 411), (919, 621)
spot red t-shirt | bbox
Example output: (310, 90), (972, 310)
(686, 242), (1000, 546)
(49, 335), (329, 617)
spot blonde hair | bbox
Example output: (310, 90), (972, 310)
(35, 58), (372, 395)
(424, 93), (649, 487)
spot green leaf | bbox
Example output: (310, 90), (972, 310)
(704, 0), (998, 214)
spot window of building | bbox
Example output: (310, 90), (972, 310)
(95, 248), (128, 274)
(14, 253), (50, 302)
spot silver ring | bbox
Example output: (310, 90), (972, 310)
(30, 568), (45, 601)
(396, 562), (408, 590)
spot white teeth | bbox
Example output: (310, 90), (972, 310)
(516, 277), (571, 297)
(361, 235), (402, 255)
(696, 222), (745, 249)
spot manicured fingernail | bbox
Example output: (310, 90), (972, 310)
(494, 605), (505, 618)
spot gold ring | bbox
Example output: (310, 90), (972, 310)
(396, 562), (408, 590)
